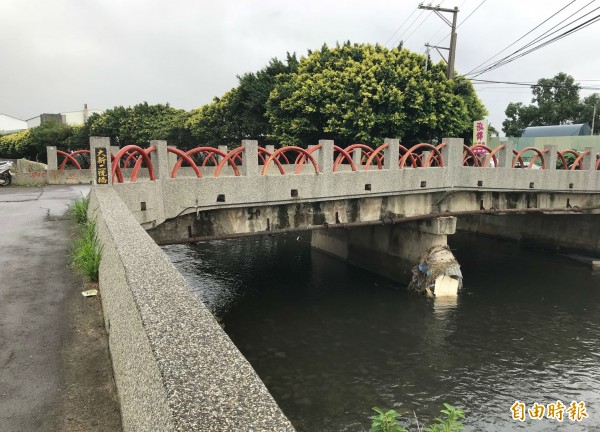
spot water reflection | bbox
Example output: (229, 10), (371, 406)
(164, 232), (600, 432)
(432, 296), (458, 319)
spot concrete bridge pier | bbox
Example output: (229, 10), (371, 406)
(311, 216), (459, 289)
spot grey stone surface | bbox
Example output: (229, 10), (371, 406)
(90, 137), (111, 186)
(46, 146), (58, 170)
(89, 187), (294, 432)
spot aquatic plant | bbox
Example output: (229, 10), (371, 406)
(369, 404), (464, 432)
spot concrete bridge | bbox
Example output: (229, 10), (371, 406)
(83, 136), (600, 431)
(90, 136), (600, 284)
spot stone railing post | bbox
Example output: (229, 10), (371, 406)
(543, 145), (557, 170)
(441, 137), (463, 167)
(352, 147), (362, 168)
(265, 145), (275, 154)
(167, 145), (178, 171)
(384, 138), (400, 170)
(582, 146), (598, 171)
(241, 140), (258, 177)
(110, 145), (120, 157)
(318, 139), (334, 174)
(218, 145), (228, 163)
(46, 146), (58, 170)
(496, 139), (514, 168)
(150, 140), (169, 180)
(90, 137), (112, 185)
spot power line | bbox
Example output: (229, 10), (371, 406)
(403, 7), (436, 44)
(471, 78), (600, 91)
(392, 7), (428, 46)
(422, 0), (455, 41)
(435, 0), (485, 44)
(467, 1), (600, 77)
(465, 0), (579, 76)
(384, 7), (419, 47)
(469, 12), (600, 77)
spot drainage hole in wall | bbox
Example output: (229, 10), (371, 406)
(420, 181), (427, 188)
(529, 182), (535, 189)
(569, 183), (574, 189)
(477, 180), (483, 187)
(291, 189), (298, 197)
(141, 201), (147, 211)
(365, 183), (372, 191)
(217, 194), (226, 202)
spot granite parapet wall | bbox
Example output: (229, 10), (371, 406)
(89, 186), (294, 432)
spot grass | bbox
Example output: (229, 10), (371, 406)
(70, 195), (101, 282)
(69, 194), (90, 225)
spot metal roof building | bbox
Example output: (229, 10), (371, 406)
(521, 123), (591, 137)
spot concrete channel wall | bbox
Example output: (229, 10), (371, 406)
(89, 186), (295, 432)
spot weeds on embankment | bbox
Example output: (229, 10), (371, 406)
(370, 403), (465, 432)
(69, 194), (89, 225)
(70, 195), (101, 282)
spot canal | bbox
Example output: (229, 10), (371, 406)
(163, 232), (600, 431)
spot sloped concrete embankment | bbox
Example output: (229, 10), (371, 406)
(89, 186), (294, 432)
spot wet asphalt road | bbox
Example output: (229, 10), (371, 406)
(0, 185), (89, 431)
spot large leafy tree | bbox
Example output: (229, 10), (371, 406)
(502, 72), (600, 136)
(186, 54), (299, 146)
(266, 42), (487, 147)
(88, 102), (191, 148)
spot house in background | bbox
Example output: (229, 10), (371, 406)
(26, 104), (103, 128)
(0, 114), (28, 134)
(25, 113), (62, 129)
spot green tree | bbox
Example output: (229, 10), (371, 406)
(185, 54), (299, 146)
(502, 102), (539, 137)
(27, 119), (74, 161)
(502, 72), (589, 136)
(88, 102), (191, 148)
(0, 129), (31, 159)
(533, 73), (581, 125)
(578, 93), (600, 134)
(266, 42), (487, 147)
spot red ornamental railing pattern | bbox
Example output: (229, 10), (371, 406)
(57, 142), (600, 183)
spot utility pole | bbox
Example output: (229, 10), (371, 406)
(418, 3), (459, 79)
(425, 43), (430, 72)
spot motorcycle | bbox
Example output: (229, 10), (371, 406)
(0, 161), (14, 186)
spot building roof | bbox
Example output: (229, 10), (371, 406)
(521, 123), (592, 137)
(0, 113), (25, 121)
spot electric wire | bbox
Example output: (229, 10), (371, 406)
(465, 0), (600, 77)
(392, 7), (428, 46)
(469, 12), (600, 77)
(403, 7), (436, 43)
(470, 78), (600, 91)
(384, 7), (419, 47)
(465, 0), (580, 75)
(422, 0), (455, 41)
(434, 0), (485, 45)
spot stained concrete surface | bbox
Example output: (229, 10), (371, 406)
(0, 185), (121, 432)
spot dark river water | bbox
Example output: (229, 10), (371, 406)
(163, 232), (600, 432)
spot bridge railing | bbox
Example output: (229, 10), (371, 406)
(87, 137), (600, 185)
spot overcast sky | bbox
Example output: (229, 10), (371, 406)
(1, 0), (599, 136)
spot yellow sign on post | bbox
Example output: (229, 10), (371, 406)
(95, 147), (109, 184)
